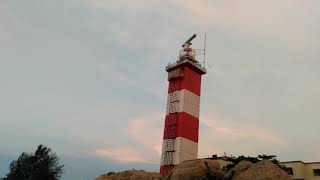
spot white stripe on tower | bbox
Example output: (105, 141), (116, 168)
(162, 137), (198, 155)
(161, 137), (198, 165)
(161, 89), (200, 167)
(166, 89), (200, 118)
(161, 151), (197, 165)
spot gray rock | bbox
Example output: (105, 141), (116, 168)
(165, 159), (224, 180)
(234, 160), (292, 180)
(224, 161), (253, 180)
(95, 169), (162, 180)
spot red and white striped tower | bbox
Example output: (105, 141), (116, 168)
(160, 34), (206, 176)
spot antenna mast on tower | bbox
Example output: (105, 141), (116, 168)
(203, 32), (207, 68)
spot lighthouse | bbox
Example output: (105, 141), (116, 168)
(160, 34), (206, 176)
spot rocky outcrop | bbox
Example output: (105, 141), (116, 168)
(234, 160), (291, 180)
(95, 169), (162, 180)
(165, 159), (224, 180)
(224, 160), (253, 180)
(95, 159), (291, 180)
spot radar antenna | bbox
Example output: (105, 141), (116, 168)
(182, 34), (197, 47)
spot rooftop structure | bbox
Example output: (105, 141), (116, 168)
(280, 161), (320, 180)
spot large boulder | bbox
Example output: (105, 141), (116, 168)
(224, 161), (253, 180)
(165, 159), (224, 180)
(234, 160), (292, 180)
(95, 169), (162, 180)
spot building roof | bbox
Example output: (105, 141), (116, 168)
(280, 160), (320, 164)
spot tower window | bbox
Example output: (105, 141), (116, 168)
(285, 167), (294, 175)
(313, 169), (320, 176)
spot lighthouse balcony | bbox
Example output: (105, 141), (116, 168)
(166, 59), (207, 75)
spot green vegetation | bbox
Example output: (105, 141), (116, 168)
(211, 154), (286, 172)
(5, 144), (64, 180)
(100, 172), (116, 177)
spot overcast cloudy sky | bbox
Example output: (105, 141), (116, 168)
(1, 0), (320, 179)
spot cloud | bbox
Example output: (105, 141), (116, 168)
(83, 0), (320, 51)
(147, 81), (168, 101)
(95, 147), (150, 164)
(172, 0), (320, 48)
(198, 114), (287, 158)
(1, 0), (320, 170)
(94, 112), (163, 164)
(201, 115), (284, 144)
(126, 117), (163, 155)
(85, 0), (164, 11)
(95, 110), (287, 163)
(123, 114), (164, 163)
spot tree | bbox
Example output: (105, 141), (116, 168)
(5, 144), (64, 180)
(224, 155), (260, 171)
(257, 154), (277, 160)
(222, 154), (284, 172)
(100, 172), (115, 177)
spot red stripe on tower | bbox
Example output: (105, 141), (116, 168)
(160, 34), (206, 176)
(168, 65), (203, 96)
(163, 112), (199, 142)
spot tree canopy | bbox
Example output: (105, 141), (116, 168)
(5, 144), (64, 180)
(212, 154), (284, 172)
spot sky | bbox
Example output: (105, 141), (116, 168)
(1, 0), (320, 179)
